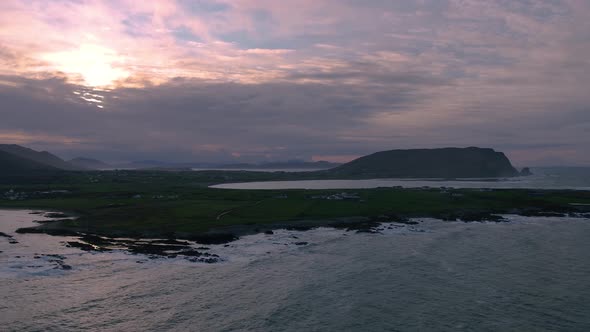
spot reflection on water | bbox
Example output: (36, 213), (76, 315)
(1, 209), (590, 331)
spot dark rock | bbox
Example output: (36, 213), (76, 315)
(79, 234), (113, 247)
(520, 210), (566, 217)
(459, 213), (507, 222)
(45, 254), (66, 259)
(435, 212), (507, 222)
(128, 243), (188, 256)
(520, 167), (533, 176)
(44, 212), (70, 219)
(16, 227), (79, 236)
(294, 242), (308, 246)
(178, 249), (203, 257)
(34, 218), (74, 224)
(331, 219), (379, 232)
(394, 220), (419, 225)
(187, 233), (238, 245)
(356, 229), (381, 234)
(371, 214), (412, 224)
(66, 241), (103, 252)
(286, 225), (314, 231)
(0, 231), (19, 244)
(185, 256), (220, 264)
(150, 239), (191, 245)
(264, 230), (274, 235)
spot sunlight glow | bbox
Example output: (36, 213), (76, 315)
(41, 44), (129, 87)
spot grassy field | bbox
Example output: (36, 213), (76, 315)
(1, 170), (589, 240)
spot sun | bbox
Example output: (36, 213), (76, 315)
(41, 44), (130, 87)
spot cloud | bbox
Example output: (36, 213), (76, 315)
(0, 0), (588, 165)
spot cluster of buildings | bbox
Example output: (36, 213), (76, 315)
(2, 189), (71, 201)
(310, 192), (361, 201)
(3, 189), (28, 201)
(132, 194), (180, 200)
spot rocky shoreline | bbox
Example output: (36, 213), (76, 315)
(8, 206), (589, 265)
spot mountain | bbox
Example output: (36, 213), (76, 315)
(115, 160), (176, 169)
(0, 144), (84, 171)
(69, 157), (112, 170)
(326, 147), (520, 178)
(218, 160), (341, 170)
(117, 160), (341, 170)
(0, 150), (59, 173)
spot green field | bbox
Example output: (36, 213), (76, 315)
(1, 170), (589, 240)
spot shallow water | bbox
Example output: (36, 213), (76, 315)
(212, 167), (590, 190)
(1, 210), (590, 331)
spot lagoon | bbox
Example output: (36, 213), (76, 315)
(212, 167), (590, 190)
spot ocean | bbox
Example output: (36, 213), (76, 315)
(1, 210), (590, 331)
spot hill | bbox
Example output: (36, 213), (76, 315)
(326, 147), (520, 178)
(217, 160), (341, 170)
(0, 150), (59, 173)
(117, 160), (340, 170)
(0, 144), (83, 171)
(69, 157), (112, 170)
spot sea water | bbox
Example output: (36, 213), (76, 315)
(1, 210), (589, 331)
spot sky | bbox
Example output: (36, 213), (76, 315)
(0, 0), (589, 166)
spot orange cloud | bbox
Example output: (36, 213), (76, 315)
(0, 130), (89, 145)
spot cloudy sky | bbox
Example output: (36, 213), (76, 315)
(1, 0), (589, 165)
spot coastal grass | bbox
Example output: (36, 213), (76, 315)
(1, 170), (590, 239)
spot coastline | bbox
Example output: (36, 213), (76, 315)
(9, 194), (590, 252)
(2, 169), (590, 253)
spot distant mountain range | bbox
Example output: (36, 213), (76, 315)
(112, 159), (340, 170)
(0, 144), (340, 173)
(0, 144), (85, 173)
(0, 144), (527, 178)
(192, 160), (341, 170)
(0, 144), (84, 171)
(68, 157), (112, 170)
(0, 149), (60, 173)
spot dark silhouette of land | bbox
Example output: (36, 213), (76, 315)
(326, 147), (520, 178)
(1, 144), (525, 178)
(0, 144), (84, 171)
(68, 157), (112, 170)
